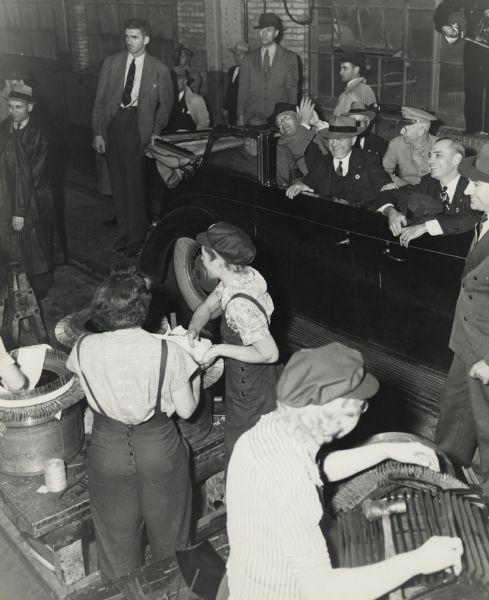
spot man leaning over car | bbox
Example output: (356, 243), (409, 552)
(373, 137), (481, 247)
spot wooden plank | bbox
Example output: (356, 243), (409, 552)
(54, 539), (85, 586)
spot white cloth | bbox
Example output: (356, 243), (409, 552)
(122, 52), (146, 107)
(226, 412), (331, 600)
(67, 328), (198, 424)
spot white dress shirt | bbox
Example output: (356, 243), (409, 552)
(425, 175), (461, 236)
(261, 43), (277, 66)
(122, 52), (146, 107)
(333, 151), (352, 176)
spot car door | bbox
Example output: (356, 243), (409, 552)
(353, 207), (471, 372)
(252, 186), (360, 341)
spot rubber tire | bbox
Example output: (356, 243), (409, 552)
(173, 237), (218, 312)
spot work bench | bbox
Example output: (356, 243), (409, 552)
(0, 421), (225, 599)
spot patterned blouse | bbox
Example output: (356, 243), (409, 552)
(215, 267), (275, 346)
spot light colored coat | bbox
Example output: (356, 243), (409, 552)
(333, 77), (376, 116)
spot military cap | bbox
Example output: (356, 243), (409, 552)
(399, 106), (437, 126)
(8, 83), (34, 103)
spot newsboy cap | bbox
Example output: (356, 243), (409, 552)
(459, 140), (489, 184)
(276, 343), (379, 408)
(254, 13), (284, 30)
(196, 222), (256, 265)
(399, 106), (437, 127)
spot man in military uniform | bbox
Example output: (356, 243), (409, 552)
(383, 106), (438, 187)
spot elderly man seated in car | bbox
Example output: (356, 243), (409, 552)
(373, 137), (481, 247)
(286, 116), (392, 206)
(275, 99), (329, 185)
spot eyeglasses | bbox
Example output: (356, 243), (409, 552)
(275, 114), (295, 125)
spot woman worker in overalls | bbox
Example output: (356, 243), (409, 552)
(188, 222), (282, 461)
(67, 267), (201, 579)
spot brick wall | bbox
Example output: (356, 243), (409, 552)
(67, 0), (90, 71)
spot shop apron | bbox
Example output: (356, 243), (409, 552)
(221, 293), (283, 460)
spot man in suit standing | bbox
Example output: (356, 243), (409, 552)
(436, 140), (489, 498)
(92, 18), (173, 257)
(222, 41), (249, 126)
(285, 116), (390, 206)
(237, 13), (299, 126)
(374, 138), (480, 246)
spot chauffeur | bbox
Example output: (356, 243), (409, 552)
(286, 115), (391, 205)
(217, 343), (463, 600)
(436, 140), (489, 499)
(383, 107), (438, 187)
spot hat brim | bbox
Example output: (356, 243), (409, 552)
(322, 124), (366, 139)
(341, 110), (376, 121)
(347, 371), (379, 401)
(459, 155), (489, 184)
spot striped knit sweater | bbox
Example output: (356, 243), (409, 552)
(226, 412), (332, 599)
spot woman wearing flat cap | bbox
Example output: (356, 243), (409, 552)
(216, 343), (463, 600)
(67, 267), (201, 579)
(188, 222), (282, 461)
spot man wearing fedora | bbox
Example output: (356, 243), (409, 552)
(285, 115), (390, 205)
(216, 343), (463, 600)
(172, 43), (203, 95)
(236, 13), (299, 126)
(0, 83), (54, 296)
(436, 140), (489, 499)
(92, 18), (173, 258)
(274, 99), (329, 185)
(222, 41), (249, 126)
(333, 53), (377, 117)
(373, 138), (480, 247)
(383, 106), (439, 188)
(342, 102), (388, 157)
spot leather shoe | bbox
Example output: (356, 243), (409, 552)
(125, 242), (143, 258)
(102, 215), (117, 227)
(113, 235), (128, 251)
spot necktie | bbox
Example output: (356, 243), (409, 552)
(263, 50), (270, 80)
(336, 160), (343, 177)
(121, 58), (136, 107)
(440, 185), (450, 213)
(477, 213), (488, 241)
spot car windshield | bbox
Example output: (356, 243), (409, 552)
(206, 132), (260, 179)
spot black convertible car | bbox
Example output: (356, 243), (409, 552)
(140, 125), (474, 439)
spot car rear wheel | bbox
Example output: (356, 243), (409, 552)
(173, 237), (219, 311)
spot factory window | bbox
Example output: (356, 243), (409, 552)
(0, 0), (58, 59)
(311, 0), (465, 128)
(85, 0), (177, 67)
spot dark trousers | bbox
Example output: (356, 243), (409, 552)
(88, 411), (192, 579)
(436, 352), (489, 489)
(463, 41), (489, 133)
(106, 109), (147, 245)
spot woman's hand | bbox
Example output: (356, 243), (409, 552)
(411, 536), (463, 576)
(187, 328), (199, 348)
(389, 441), (439, 471)
(198, 345), (221, 369)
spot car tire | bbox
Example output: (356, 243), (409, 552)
(173, 237), (218, 312)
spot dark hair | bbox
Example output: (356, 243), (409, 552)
(340, 53), (366, 74)
(90, 267), (151, 331)
(123, 18), (151, 37)
(436, 136), (466, 158)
